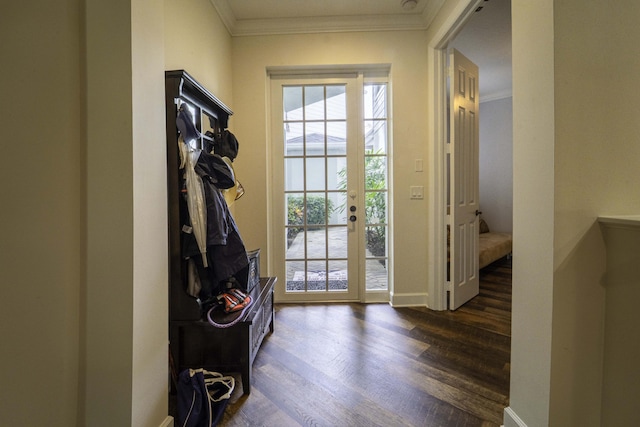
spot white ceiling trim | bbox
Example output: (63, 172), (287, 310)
(480, 88), (512, 103)
(211, 0), (445, 36)
(267, 63), (392, 78)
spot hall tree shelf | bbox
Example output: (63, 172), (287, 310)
(597, 215), (640, 426)
(165, 70), (275, 394)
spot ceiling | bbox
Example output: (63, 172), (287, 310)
(211, 0), (512, 100)
(451, 0), (512, 101)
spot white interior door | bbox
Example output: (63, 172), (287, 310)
(449, 48), (480, 310)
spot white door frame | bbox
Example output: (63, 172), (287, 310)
(426, 0), (483, 310)
(266, 66), (392, 303)
(269, 75), (361, 303)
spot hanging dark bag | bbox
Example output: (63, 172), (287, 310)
(177, 368), (235, 427)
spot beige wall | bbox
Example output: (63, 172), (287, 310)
(0, 1), (83, 425)
(479, 97), (513, 233)
(509, 1), (640, 426)
(164, 0), (234, 109)
(509, 1), (556, 426)
(83, 0), (136, 423)
(1, 0), (232, 425)
(550, 0), (640, 425)
(230, 31), (430, 303)
(598, 220), (640, 426)
(83, 0), (169, 425)
(132, 0), (168, 425)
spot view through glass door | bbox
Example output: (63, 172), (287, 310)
(270, 74), (390, 302)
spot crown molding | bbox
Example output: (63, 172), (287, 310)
(211, 0), (445, 36)
(480, 88), (513, 103)
(211, 0), (236, 33)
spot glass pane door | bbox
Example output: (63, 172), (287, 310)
(270, 74), (391, 303)
(282, 84), (356, 297)
(363, 83), (389, 293)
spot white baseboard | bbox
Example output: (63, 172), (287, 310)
(504, 407), (527, 427)
(389, 291), (429, 307)
(159, 415), (174, 427)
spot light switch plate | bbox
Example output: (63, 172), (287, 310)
(410, 186), (424, 199)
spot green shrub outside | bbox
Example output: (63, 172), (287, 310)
(337, 150), (387, 259)
(287, 195), (334, 246)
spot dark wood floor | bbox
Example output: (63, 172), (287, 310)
(217, 258), (512, 427)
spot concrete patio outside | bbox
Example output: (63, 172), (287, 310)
(285, 227), (388, 291)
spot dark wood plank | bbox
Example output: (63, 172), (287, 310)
(209, 258), (511, 426)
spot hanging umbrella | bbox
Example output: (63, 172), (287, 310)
(177, 106), (208, 268)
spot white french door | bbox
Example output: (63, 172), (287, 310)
(448, 49), (480, 310)
(270, 73), (390, 303)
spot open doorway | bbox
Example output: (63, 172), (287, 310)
(451, 0), (513, 236)
(427, 0), (512, 310)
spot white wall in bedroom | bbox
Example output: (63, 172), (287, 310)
(479, 96), (513, 233)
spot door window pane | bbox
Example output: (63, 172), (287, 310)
(365, 155), (387, 190)
(286, 193), (305, 242)
(307, 260), (327, 291)
(326, 121), (347, 155)
(285, 158), (304, 191)
(364, 84), (387, 119)
(365, 121), (387, 154)
(284, 86), (303, 120)
(328, 156), (347, 192)
(286, 260), (305, 292)
(304, 86), (325, 120)
(327, 191), (347, 225)
(365, 226), (387, 256)
(305, 192), (327, 225)
(305, 121), (325, 156)
(285, 122), (303, 155)
(305, 158), (325, 191)
(366, 259), (388, 291)
(328, 260), (348, 291)
(306, 228), (326, 260)
(327, 226), (348, 258)
(365, 192), (387, 224)
(326, 86), (346, 120)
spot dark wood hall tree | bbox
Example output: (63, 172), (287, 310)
(165, 70), (275, 394)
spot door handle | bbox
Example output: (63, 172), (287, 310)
(349, 206), (357, 222)
(475, 210), (482, 216)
